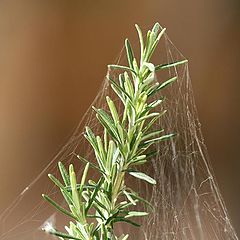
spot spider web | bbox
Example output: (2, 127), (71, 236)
(0, 25), (238, 240)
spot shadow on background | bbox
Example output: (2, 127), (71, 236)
(0, 0), (239, 236)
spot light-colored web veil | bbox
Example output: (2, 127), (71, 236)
(0, 25), (238, 240)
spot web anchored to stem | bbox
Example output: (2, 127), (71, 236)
(42, 23), (187, 239)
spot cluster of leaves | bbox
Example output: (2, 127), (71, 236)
(42, 23), (187, 240)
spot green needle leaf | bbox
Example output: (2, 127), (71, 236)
(79, 162), (90, 194)
(69, 164), (81, 211)
(148, 76), (177, 96)
(125, 211), (149, 218)
(42, 194), (76, 219)
(106, 96), (119, 124)
(125, 39), (134, 70)
(58, 162), (70, 186)
(135, 24), (144, 64)
(155, 59), (188, 71)
(151, 22), (160, 36)
(93, 107), (120, 143)
(158, 76), (177, 89)
(85, 177), (104, 213)
(112, 217), (141, 227)
(108, 64), (136, 75)
(123, 190), (137, 206)
(144, 133), (176, 144)
(128, 171), (156, 185)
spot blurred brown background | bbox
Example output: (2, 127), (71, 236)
(0, 0), (239, 236)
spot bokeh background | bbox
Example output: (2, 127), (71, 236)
(0, 0), (239, 236)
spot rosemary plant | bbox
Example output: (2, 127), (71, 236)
(42, 23), (187, 240)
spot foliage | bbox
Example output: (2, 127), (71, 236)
(42, 23), (187, 240)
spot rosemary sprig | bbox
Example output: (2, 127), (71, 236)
(42, 22), (187, 240)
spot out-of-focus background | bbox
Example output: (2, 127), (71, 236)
(0, 0), (239, 236)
